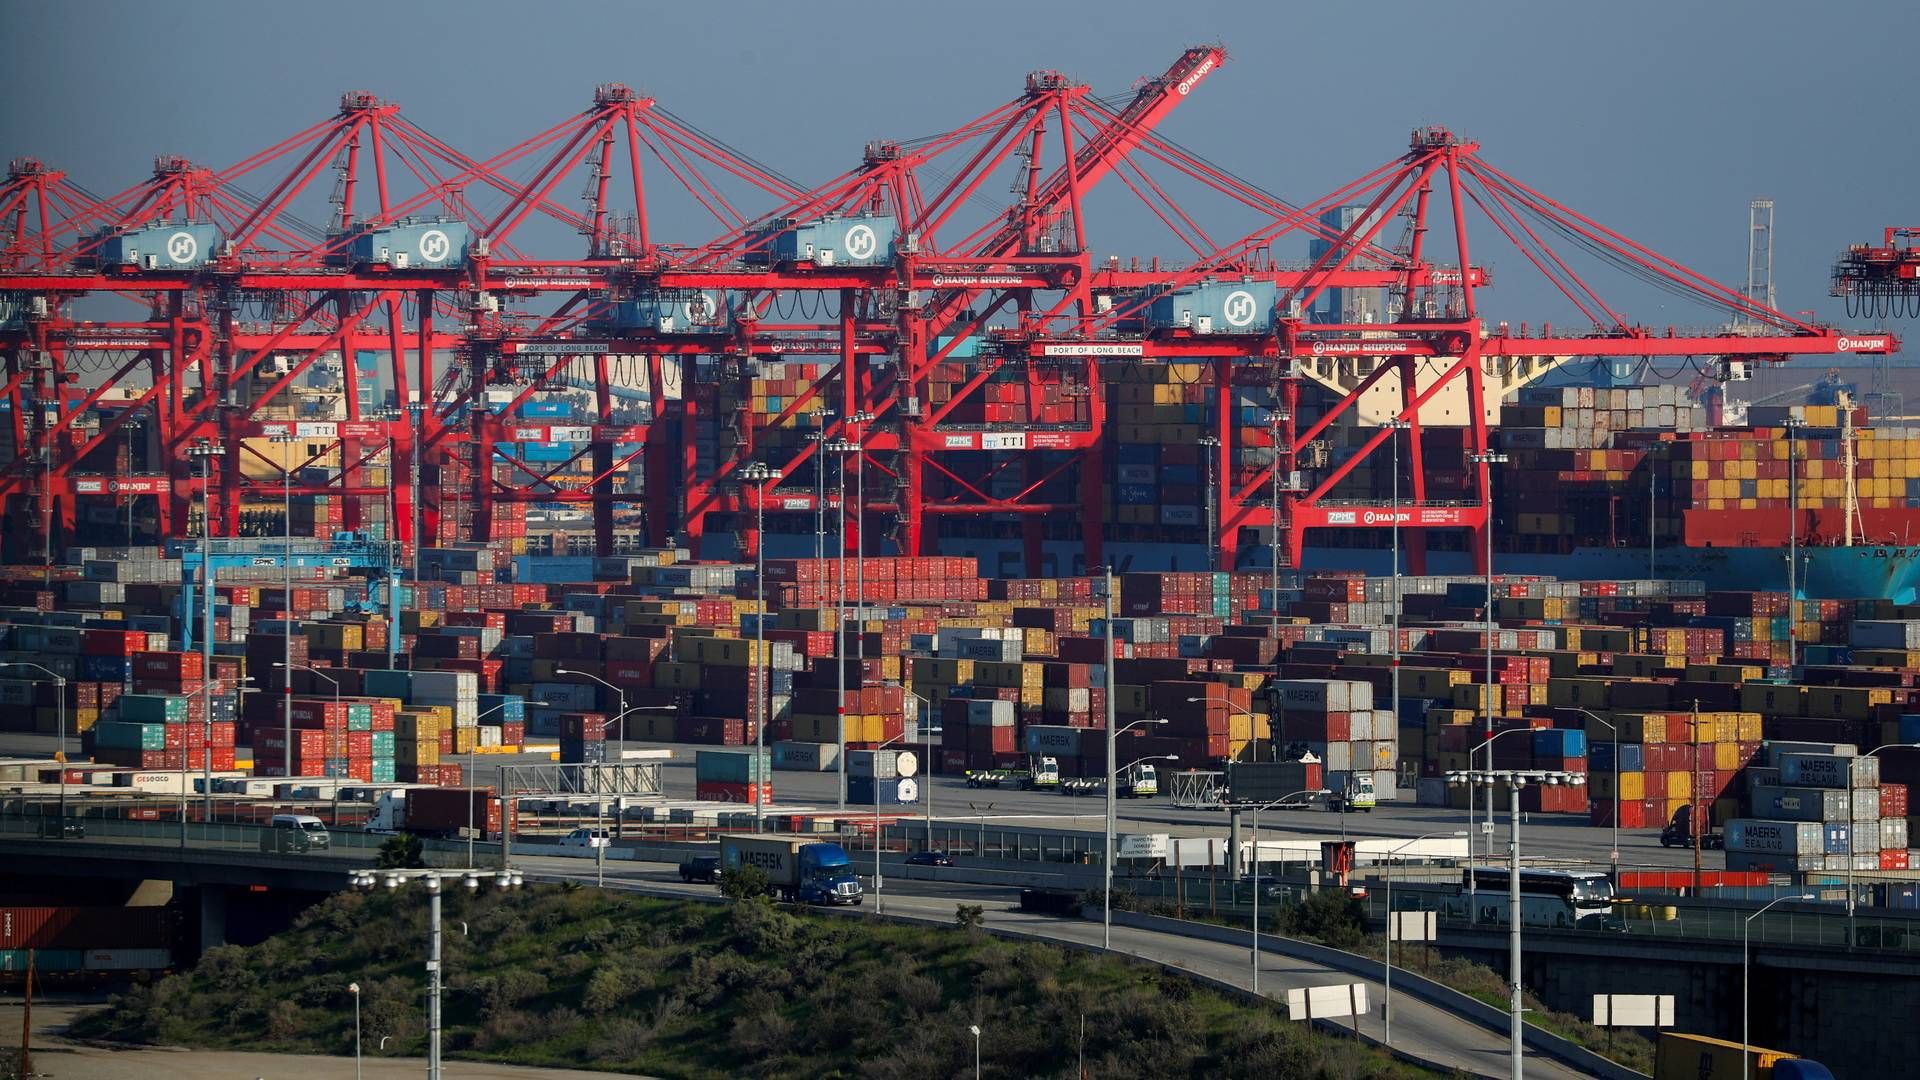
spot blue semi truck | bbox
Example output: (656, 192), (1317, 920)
(719, 834), (864, 905)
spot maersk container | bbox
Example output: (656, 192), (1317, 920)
(1779, 752), (1878, 790)
(1143, 279), (1276, 334)
(771, 740), (839, 771)
(93, 222), (219, 270)
(1748, 785), (1851, 823)
(1024, 725), (1083, 757)
(336, 218), (470, 269)
(1726, 818), (1826, 856)
(746, 212), (897, 267)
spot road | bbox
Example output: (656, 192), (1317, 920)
(0, 1003), (646, 1080)
(0, 727), (1703, 874)
(516, 853), (1590, 1080)
(579, 736), (1699, 872)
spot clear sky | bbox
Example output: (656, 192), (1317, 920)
(3, 0), (1913, 333)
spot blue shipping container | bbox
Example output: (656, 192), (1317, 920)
(94, 222), (219, 269)
(1590, 741), (1645, 773)
(1532, 728), (1586, 759)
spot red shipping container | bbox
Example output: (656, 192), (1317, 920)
(1881, 784), (1908, 819)
(1882, 849), (1910, 870)
(131, 651), (204, 682)
(694, 780), (773, 803)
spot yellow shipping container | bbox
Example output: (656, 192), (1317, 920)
(1654, 1032), (1793, 1080)
(1664, 772), (1692, 800)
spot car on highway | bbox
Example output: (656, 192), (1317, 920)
(679, 855), (722, 883)
(905, 850), (955, 867)
(37, 817), (84, 840)
(560, 827), (612, 849)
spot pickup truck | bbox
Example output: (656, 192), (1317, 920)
(679, 855), (722, 883)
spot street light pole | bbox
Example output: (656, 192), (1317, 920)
(187, 440), (225, 823)
(872, 728), (909, 914)
(1469, 450), (1508, 868)
(1246, 788), (1328, 996)
(1575, 708), (1621, 884)
(346, 981), (362, 1080)
(1446, 767), (1585, 1080)
(1744, 894), (1814, 1080)
(742, 463), (782, 834)
(1785, 417), (1804, 670)
(1387, 419), (1410, 754)
(1198, 434), (1219, 573)
(1100, 568), (1125, 949)
(351, 867), (525, 1080)
(828, 437), (857, 812)
(1384, 829), (1467, 1048)
(270, 434), (298, 778)
(1462, 727), (1533, 908)
(554, 668), (628, 754)
(1, 663), (68, 827)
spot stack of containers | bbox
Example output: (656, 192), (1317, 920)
(1265, 679), (1395, 799)
(1726, 748), (1873, 873)
(1581, 710), (1760, 832)
(848, 747), (920, 806)
(694, 749), (773, 803)
(559, 712), (608, 763)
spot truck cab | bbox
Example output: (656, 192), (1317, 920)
(1121, 762), (1159, 798)
(794, 843), (862, 905)
(1329, 774), (1376, 813)
(364, 790), (406, 834)
(1659, 807), (1724, 849)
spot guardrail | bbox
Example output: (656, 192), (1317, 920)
(0, 806), (493, 871)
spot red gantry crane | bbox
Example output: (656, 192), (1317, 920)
(0, 49), (1900, 575)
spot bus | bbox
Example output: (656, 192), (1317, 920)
(1437, 868), (1619, 930)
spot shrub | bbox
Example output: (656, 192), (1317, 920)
(719, 863), (771, 900)
(374, 833), (424, 869)
(954, 903), (985, 931)
(590, 1016), (652, 1062)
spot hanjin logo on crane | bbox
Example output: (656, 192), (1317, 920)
(844, 224), (878, 262)
(1221, 290), (1259, 328)
(166, 231), (198, 264)
(418, 230), (451, 264)
(1176, 57), (1216, 96)
(1836, 335), (1890, 353)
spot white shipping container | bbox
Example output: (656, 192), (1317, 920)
(1349, 712), (1374, 741)
(1883, 817), (1910, 851)
(1270, 679), (1373, 713)
(771, 741), (839, 771)
(1371, 769), (1398, 799)
(847, 748), (900, 780)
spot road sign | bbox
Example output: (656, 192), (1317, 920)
(1591, 994), (1675, 1027)
(1286, 982), (1370, 1022)
(1388, 910), (1436, 943)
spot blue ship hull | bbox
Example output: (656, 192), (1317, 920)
(845, 537), (1920, 603)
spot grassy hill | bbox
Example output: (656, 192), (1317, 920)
(74, 884), (1437, 1078)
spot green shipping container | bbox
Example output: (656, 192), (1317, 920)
(369, 760), (396, 784)
(0, 949), (84, 972)
(118, 694), (188, 724)
(369, 731), (395, 756)
(93, 720), (167, 750)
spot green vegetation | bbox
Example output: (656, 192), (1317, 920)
(1113, 889), (1655, 1076)
(76, 886), (1440, 1079)
(373, 833), (424, 869)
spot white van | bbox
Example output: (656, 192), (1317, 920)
(261, 813), (332, 853)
